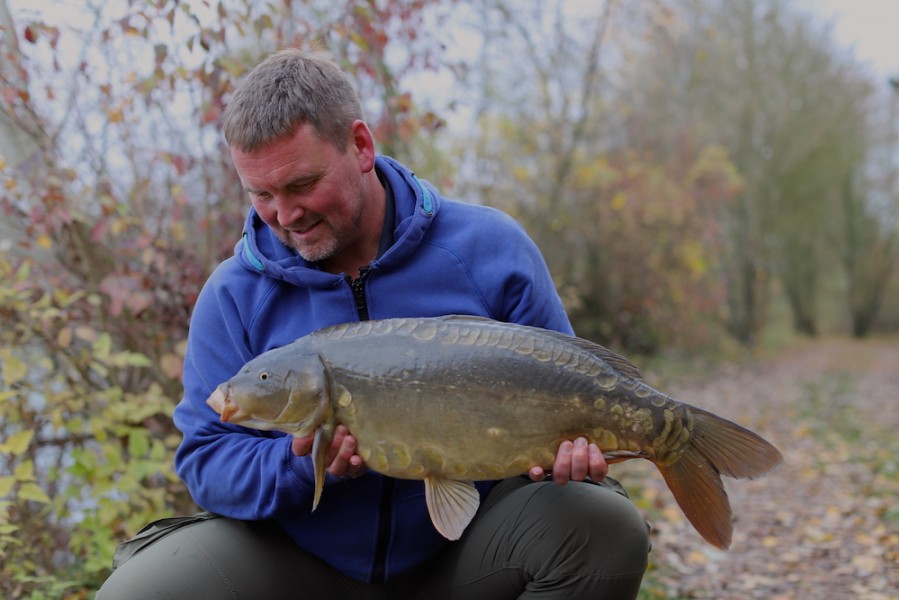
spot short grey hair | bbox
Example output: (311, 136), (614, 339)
(223, 49), (363, 152)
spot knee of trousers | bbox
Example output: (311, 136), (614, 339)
(507, 481), (650, 577)
(95, 517), (324, 599)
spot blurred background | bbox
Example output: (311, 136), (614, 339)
(1, 0), (897, 597)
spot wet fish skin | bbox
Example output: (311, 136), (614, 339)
(206, 315), (783, 546)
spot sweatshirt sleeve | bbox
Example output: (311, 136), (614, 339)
(478, 209), (574, 335)
(172, 265), (318, 519)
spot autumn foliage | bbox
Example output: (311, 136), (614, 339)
(0, 0), (450, 595)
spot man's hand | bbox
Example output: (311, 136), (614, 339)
(291, 424), (367, 478)
(528, 437), (607, 485)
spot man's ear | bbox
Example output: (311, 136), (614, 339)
(350, 120), (376, 172)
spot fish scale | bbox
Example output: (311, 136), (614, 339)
(207, 315), (783, 547)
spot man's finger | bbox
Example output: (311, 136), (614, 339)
(553, 440), (573, 486)
(588, 443), (607, 481)
(569, 437), (589, 481)
(327, 432), (359, 476)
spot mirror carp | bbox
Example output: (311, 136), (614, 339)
(206, 315), (783, 548)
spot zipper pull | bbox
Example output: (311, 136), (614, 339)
(348, 268), (370, 321)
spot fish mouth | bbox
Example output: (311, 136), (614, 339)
(206, 386), (239, 423)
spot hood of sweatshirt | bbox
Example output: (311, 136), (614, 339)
(233, 155), (437, 288)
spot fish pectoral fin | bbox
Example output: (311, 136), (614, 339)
(424, 477), (480, 541)
(310, 426), (331, 512)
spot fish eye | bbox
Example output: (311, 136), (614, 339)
(259, 372), (270, 381)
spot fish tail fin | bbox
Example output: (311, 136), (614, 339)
(657, 408), (783, 549)
(689, 407), (784, 480)
(657, 447), (734, 549)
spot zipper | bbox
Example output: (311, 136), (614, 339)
(346, 268), (393, 582)
(349, 267), (370, 321)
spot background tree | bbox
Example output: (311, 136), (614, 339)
(622, 0), (878, 342)
(840, 80), (899, 337)
(451, 0), (739, 352)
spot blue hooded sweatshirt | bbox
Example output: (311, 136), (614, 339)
(173, 156), (573, 583)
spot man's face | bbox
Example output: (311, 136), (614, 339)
(230, 123), (372, 267)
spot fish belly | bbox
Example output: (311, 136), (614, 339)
(343, 385), (601, 480)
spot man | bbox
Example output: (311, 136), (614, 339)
(97, 49), (649, 599)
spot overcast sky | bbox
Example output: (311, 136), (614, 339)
(9, 0), (899, 96)
(801, 0), (899, 79)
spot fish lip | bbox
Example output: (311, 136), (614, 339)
(206, 386), (238, 422)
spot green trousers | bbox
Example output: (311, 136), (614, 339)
(96, 478), (650, 599)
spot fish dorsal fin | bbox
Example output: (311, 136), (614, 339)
(559, 335), (644, 380)
(435, 314), (496, 325)
(436, 315), (644, 380)
(424, 477), (481, 540)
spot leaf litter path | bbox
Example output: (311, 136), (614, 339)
(622, 337), (899, 599)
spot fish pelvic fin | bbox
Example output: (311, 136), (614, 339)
(657, 407), (784, 549)
(424, 478), (481, 541)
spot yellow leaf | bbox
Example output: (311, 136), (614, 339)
(661, 505), (683, 523)
(111, 218), (128, 236)
(611, 192), (627, 210)
(682, 239), (708, 278)
(854, 532), (876, 545)
(0, 476), (14, 496)
(0, 430), (33, 455)
(686, 550), (708, 565)
(75, 326), (97, 343)
(18, 482), (50, 504)
(14, 260), (30, 280)
(57, 326), (73, 349)
(851, 554), (880, 575)
(36, 234), (53, 249)
(13, 460), (35, 482)
(128, 429), (150, 457)
(90, 360), (109, 378)
(93, 332), (112, 358)
(512, 166), (530, 182)
(171, 221), (186, 243)
(2, 355), (28, 386)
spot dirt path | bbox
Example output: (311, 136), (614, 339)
(626, 338), (899, 599)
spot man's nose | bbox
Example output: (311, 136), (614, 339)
(275, 195), (305, 227)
